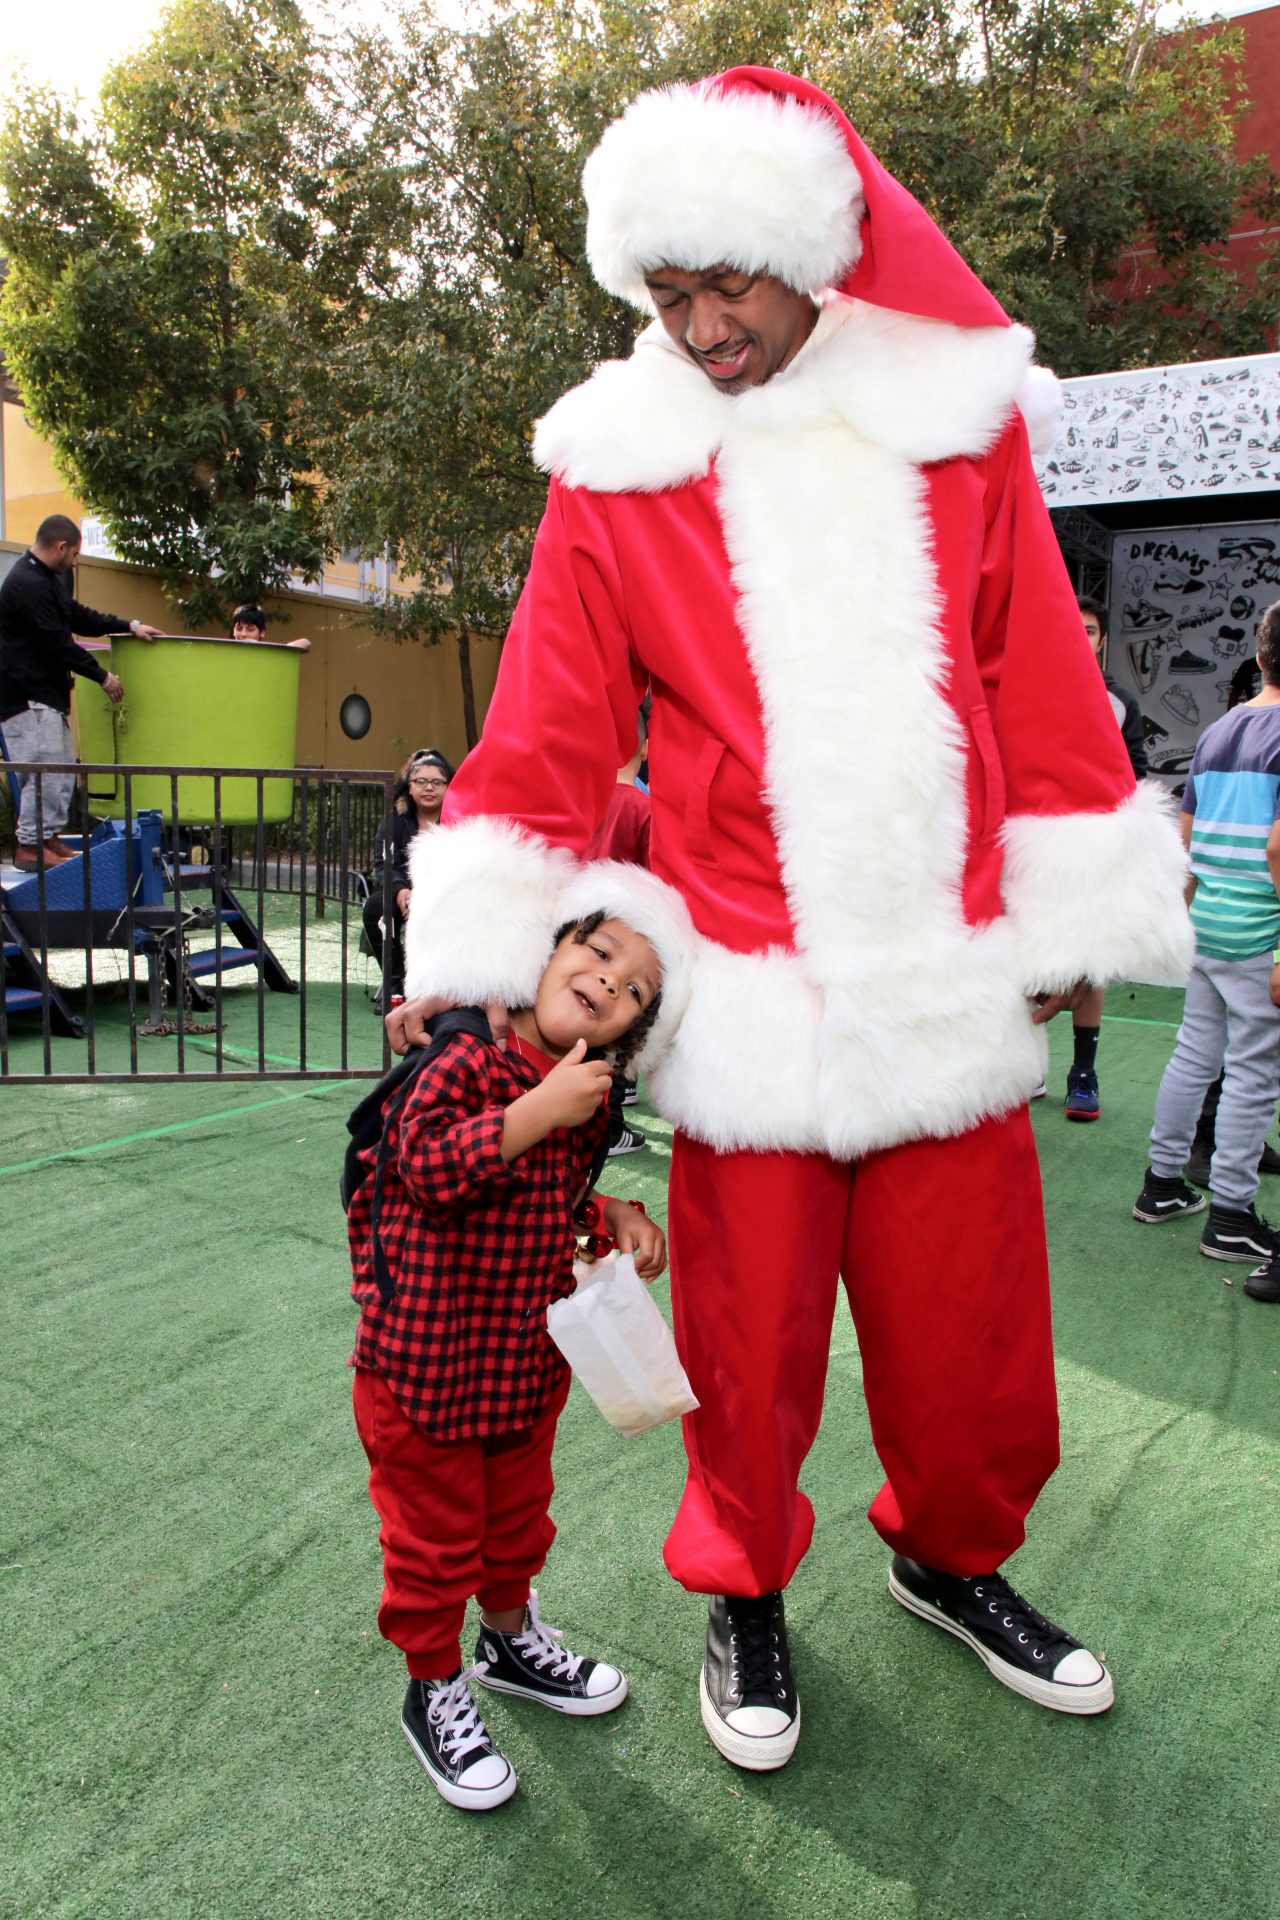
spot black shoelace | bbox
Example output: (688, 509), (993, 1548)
(964, 1574), (1076, 1663)
(727, 1596), (784, 1696)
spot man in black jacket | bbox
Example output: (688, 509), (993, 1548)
(0, 515), (164, 869)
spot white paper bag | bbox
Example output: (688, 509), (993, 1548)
(546, 1252), (699, 1438)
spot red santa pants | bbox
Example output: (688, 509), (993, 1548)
(353, 1367), (568, 1678)
(662, 1106), (1059, 1595)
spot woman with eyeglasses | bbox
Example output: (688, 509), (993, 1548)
(364, 749), (455, 1010)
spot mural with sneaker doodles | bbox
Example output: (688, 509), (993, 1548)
(1106, 522), (1280, 794)
(1035, 353), (1280, 508)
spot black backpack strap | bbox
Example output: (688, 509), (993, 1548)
(366, 1007), (492, 1305)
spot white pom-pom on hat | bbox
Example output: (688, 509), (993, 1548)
(584, 81), (864, 308)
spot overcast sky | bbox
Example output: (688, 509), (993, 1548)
(1, 0), (1272, 112)
(0, 0), (486, 110)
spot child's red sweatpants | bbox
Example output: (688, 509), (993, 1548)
(662, 1105), (1060, 1596)
(353, 1367), (568, 1678)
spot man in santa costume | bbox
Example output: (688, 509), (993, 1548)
(394, 67), (1192, 1771)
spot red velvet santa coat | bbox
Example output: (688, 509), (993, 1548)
(405, 296), (1192, 1158)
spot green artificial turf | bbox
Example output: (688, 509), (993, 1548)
(3, 983), (1279, 1920)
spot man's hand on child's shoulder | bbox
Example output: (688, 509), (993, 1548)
(386, 995), (509, 1054)
(602, 1197), (667, 1280)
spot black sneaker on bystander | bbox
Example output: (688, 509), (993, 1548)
(1243, 1250), (1280, 1301)
(1199, 1201), (1279, 1263)
(1132, 1170), (1208, 1223)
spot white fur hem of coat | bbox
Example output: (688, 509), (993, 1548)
(645, 921), (1048, 1157)
(1001, 782), (1194, 995)
(403, 816), (1051, 1154)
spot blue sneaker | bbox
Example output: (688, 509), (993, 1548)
(1064, 1066), (1100, 1121)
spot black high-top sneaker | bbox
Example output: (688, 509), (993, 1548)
(700, 1591), (800, 1771)
(473, 1592), (627, 1716)
(1132, 1168), (1208, 1223)
(1243, 1248), (1280, 1302)
(401, 1670), (517, 1810)
(888, 1558), (1114, 1714)
(1199, 1200), (1278, 1263)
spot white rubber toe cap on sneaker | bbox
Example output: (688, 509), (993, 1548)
(699, 1671), (800, 1770)
(723, 1705), (792, 1738)
(461, 1754), (517, 1797)
(584, 1661), (627, 1701)
(1053, 1647), (1105, 1687)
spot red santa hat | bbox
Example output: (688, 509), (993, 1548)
(583, 65), (1009, 330)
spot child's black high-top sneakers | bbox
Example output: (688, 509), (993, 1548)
(1132, 1169), (1208, 1223)
(401, 1670), (516, 1811)
(1199, 1200), (1279, 1263)
(473, 1591), (627, 1715)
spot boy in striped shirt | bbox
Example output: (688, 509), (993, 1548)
(1133, 599), (1280, 1281)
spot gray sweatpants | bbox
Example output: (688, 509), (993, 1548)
(1150, 949), (1280, 1208)
(3, 703), (76, 844)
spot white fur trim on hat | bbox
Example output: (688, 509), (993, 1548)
(583, 82), (863, 307)
(556, 860), (698, 1072)
(404, 816), (573, 1010)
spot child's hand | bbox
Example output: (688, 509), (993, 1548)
(603, 1198), (667, 1280)
(1270, 963), (1280, 1009)
(539, 1038), (613, 1130)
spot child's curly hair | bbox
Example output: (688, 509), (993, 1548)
(552, 910), (663, 1072)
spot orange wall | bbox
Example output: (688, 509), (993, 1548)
(2, 402), (75, 542)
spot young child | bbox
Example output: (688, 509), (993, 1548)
(349, 881), (679, 1811)
(1132, 598), (1280, 1280)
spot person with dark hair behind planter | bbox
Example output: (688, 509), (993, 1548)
(364, 750), (455, 1009)
(228, 604), (311, 651)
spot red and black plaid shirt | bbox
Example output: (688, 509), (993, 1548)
(349, 1031), (608, 1441)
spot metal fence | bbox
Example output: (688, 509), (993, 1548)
(1, 762), (398, 1083)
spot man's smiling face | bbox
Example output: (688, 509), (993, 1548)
(643, 265), (818, 394)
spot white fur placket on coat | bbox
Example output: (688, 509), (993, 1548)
(635, 302), (1046, 1153)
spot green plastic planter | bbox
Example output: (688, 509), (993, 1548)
(104, 636), (301, 824)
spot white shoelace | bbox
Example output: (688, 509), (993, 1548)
(426, 1667), (492, 1762)
(509, 1590), (584, 1681)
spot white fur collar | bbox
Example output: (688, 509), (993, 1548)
(533, 295), (1046, 492)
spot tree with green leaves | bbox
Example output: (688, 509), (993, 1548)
(317, 12), (638, 745)
(0, 0), (403, 627)
(320, 0), (1276, 741)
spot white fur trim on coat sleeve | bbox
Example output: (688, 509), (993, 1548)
(1001, 783), (1194, 994)
(556, 860), (699, 1072)
(583, 82), (863, 306)
(403, 817), (573, 1009)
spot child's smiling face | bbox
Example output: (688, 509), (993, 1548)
(531, 918), (661, 1053)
